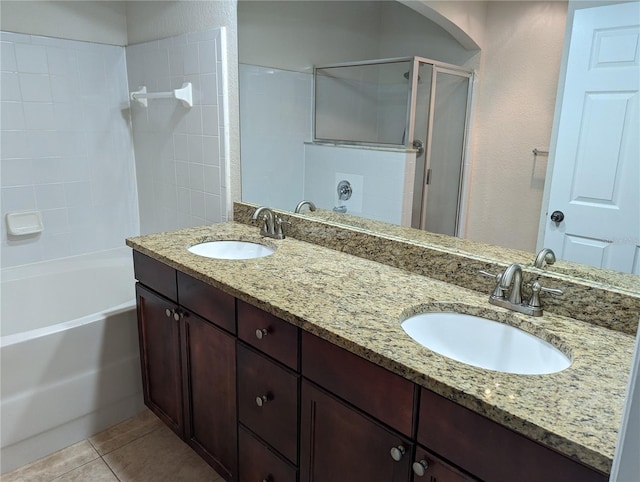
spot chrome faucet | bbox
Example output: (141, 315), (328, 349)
(499, 263), (523, 304)
(252, 206), (290, 239)
(480, 263), (563, 316)
(294, 200), (316, 213)
(534, 248), (556, 268)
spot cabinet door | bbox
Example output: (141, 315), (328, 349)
(239, 426), (297, 482)
(300, 380), (412, 482)
(412, 446), (477, 482)
(182, 312), (237, 481)
(136, 284), (183, 437)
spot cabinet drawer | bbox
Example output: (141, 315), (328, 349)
(418, 388), (607, 482)
(238, 300), (299, 370)
(237, 343), (299, 463)
(133, 251), (177, 301)
(239, 426), (297, 482)
(302, 331), (415, 436)
(177, 271), (236, 334)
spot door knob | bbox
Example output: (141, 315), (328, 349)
(550, 210), (564, 223)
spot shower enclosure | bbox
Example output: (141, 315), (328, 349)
(314, 57), (473, 236)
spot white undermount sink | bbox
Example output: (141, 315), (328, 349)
(188, 240), (275, 260)
(401, 312), (571, 375)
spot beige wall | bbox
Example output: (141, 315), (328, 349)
(0, 1), (128, 45)
(465, 1), (567, 252)
(238, 1), (475, 71)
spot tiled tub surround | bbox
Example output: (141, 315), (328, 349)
(0, 31), (138, 268)
(127, 222), (637, 475)
(234, 202), (640, 335)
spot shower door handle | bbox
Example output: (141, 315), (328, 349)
(412, 140), (424, 156)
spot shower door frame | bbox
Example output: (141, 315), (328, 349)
(312, 56), (475, 235)
(410, 59), (474, 237)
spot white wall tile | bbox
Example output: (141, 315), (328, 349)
(203, 136), (220, 166)
(187, 135), (203, 163)
(183, 47), (199, 75)
(1, 158), (32, 186)
(188, 162), (204, 192)
(173, 134), (189, 160)
(2, 185), (36, 212)
(14, 43), (48, 73)
(23, 102), (56, 130)
(1, 72), (22, 101)
(1, 131), (28, 159)
(1, 41), (17, 72)
(202, 106), (219, 135)
(35, 183), (66, 209)
(18, 73), (52, 102)
(190, 190), (205, 218)
(200, 73), (217, 105)
(1, 101), (25, 130)
(198, 41), (217, 74)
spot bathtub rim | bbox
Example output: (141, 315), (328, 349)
(1, 246), (136, 347)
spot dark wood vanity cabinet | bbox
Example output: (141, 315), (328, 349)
(134, 252), (238, 481)
(133, 251), (608, 482)
(136, 284), (184, 437)
(181, 311), (237, 480)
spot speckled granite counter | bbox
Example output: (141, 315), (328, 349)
(234, 202), (640, 336)
(127, 222), (636, 475)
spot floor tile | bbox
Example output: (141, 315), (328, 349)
(1, 440), (99, 482)
(89, 409), (164, 456)
(103, 424), (221, 481)
(50, 458), (118, 482)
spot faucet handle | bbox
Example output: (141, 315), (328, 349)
(275, 217), (291, 239)
(479, 270), (506, 299)
(528, 281), (564, 308)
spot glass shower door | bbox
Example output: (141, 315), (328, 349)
(414, 66), (471, 236)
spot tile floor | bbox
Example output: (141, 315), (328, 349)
(2, 409), (224, 482)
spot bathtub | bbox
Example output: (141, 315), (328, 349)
(0, 247), (144, 473)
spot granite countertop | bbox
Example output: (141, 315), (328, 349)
(126, 222), (636, 475)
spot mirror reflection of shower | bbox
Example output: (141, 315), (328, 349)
(313, 57), (473, 236)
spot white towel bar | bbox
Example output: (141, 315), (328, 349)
(130, 82), (192, 108)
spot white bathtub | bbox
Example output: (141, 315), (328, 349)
(0, 247), (144, 473)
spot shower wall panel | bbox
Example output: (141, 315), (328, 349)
(0, 31), (138, 268)
(239, 63), (312, 211)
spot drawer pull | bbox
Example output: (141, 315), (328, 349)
(255, 328), (269, 340)
(256, 394), (270, 407)
(412, 459), (430, 476)
(390, 445), (406, 462)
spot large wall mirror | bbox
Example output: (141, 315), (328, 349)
(238, 0), (639, 277)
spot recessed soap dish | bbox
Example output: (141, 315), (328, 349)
(6, 211), (44, 236)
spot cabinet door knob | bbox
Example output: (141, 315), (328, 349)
(255, 328), (269, 340)
(173, 310), (184, 321)
(390, 445), (406, 461)
(165, 308), (172, 318)
(412, 459), (430, 476)
(256, 394), (269, 407)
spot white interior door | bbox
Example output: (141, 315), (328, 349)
(543, 1), (640, 273)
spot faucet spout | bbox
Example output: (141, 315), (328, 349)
(534, 248), (556, 268)
(499, 263), (523, 304)
(294, 200), (316, 213)
(252, 207), (275, 236)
